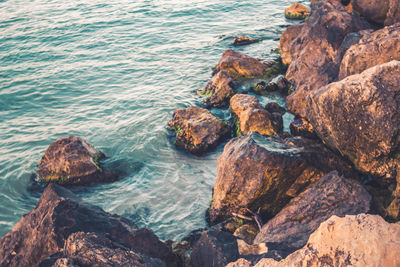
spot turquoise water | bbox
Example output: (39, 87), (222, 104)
(0, 0), (303, 240)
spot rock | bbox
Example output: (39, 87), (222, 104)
(207, 133), (356, 225)
(232, 37), (261, 46)
(251, 214), (400, 267)
(189, 230), (239, 267)
(289, 118), (317, 139)
(233, 224), (259, 244)
(37, 136), (116, 185)
(279, 23), (304, 65)
(339, 23), (400, 79)
(265, 102), (285, 115)
(275, 76), (292, 95)
(63, 232), (166, 267)
(237, 240), (268, 256)
(0, 184), (179, 267)
(352, 0), (400, 26)
(52, 258), (77, 267)
(199, 70), (236, 108)
(254, 171), (371, 252)
(226, 258), (252, 267)
(284, 0), (369, 117)
(307, 61), (400, 217)
(230, 94), (282, 136)
(168, 106), (230, 154)
(252, 81), (279, 95)
(213, 50), (274, 81)
(285, 3), (310, 20)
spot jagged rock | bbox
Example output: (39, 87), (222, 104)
(226, 258), (252, 267)
(37, 136), (116, 185)
(230, 94), (282, 136)
(52, 258), (77, 267)
(289, 118), (317, 139)
(265, 102), (285, 115)
(232, 37), (261, 46)
(207, 133), (356, 225)
(307, 61), (400, 218)
(0, 184), (179, 267)
(251, 214), (400, 267)
(339, 23), (400, 79)
(284, 0), (369, 117)
(213, 50), (273, 80)
(189, 230), (239, 267)
(168, 106), (230, 154)
(237, 240), (268, 256)
(279, 23), (304, 65)
(199, 70), (236, 108)
(233, 224), (259, 244)
(285, 3), (310, 20)
(254, 171), (371, 252)
(352, 0), (400, 26)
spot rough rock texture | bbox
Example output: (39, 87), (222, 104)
(37, 136), (115, 185)
(289, 118), (317, 139)
(254, 171), (371, 251)
(279, 23), (304, 65)
(265, 102), (285, 115)
(226, 258), (252, 267)
(168, 106), (230, 154)
(189, 230), (239, 267)
(339, 23), (400, 79)
(285, 3), (310, 20)
(214, 50), (272, 80)
(199, 70), (236, 108)
(233, 224), (259, 245)
(232, 37), (261, 46)
(307, 61), (400, 201)
(230, 94), (282, 136)
(208, 133), (356, 225)
(285, 0), (369, 117)
(251, 214), (400, 267)
(0, 184), (179, 267)
(352, 0), (400, 26)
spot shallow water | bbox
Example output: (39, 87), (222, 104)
(0, 0), (305, 240)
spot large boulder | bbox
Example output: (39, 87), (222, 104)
(230, 94), (282, 136)
(285, 3), (310, 20)
(284, 0), (369, 117)
(254, 171), (371, 251)
(0, 184), (179, 267)
(198, 70), (236, 108)
(279, 23), (304, 65)
(339, 23), (400, 79)
(352, 0), (400, 26)
(37, 136), (115, 185)
(168, 106), (230, 154)
(251, 214), (400, 267)
(207, 133), (356, 225)
(307, 61), (400, 217)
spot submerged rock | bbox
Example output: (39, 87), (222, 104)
(352, 0), (400, 26)
(37, 136), (116, 185)
(254, 171), (371, 251)
(285, 3), (310, 20)
(307, 61), (400, 218)
(230, 94), (282, 136)
(339, 23), (400, 79)
(199, 70), (235, 108)
(251, 214), (400, 267)
(0, 184), (179, 267)
(168, 106), (231, 154)
(232, 37), (261, 46)
(207, 133), (356, 225)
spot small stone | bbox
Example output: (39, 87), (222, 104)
(285, 3), (310, 20)
(232, 37), (261, 46)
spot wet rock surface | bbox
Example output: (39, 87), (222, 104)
(168, 106), (231, 154)
(289, 118), (317, 139)
(254, 171), (371, 251)
(207, 133), (356, 225)
(232, 37), (261, 46)
(199, 70), (236, 108)
(284, 3), (310, 20)
(230, 94), (282, 136)
(37, 136), (116, 185)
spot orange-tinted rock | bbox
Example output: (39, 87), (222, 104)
(279, 23), (304, 65)
(339, 23), (400, 79)
(285, 3), (310, 20)
(352, 0), (400, 26)
(289, 118), (317, 139)
(232, 37), (261, 46)
(168, 106), (230, 154)
(207, 134), (356, 225)
(198, 70), (235, 108)
(37, 136), (115, 185)
(230, 94), (282, 136)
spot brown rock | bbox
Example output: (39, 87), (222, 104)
(207, 133), (356, 225)
(284, 0), (369, 117)
(279, 23), (304, 65)
(233, 224), (259, 244)
(237, 240), (268, 256)
(230, 94), (282, 136)
(226, 258), (252, 267)
(289, 118), (317, 139)
(254, 171), (371, 251)
(198, 70), (235, 108)
(265, 102), (285, 115)
(252, 214), (400, 267)
(307, 61), (400, 218)
(232, 37), (261, 46)
(168, 106), (230, 154)
(352, 0), (400, 26)
(285, 3), (310, 20)
(37, 136), (115, 185)
(339, 23), (400, 79)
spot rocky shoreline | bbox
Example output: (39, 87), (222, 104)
(1, 0), (400, 266)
